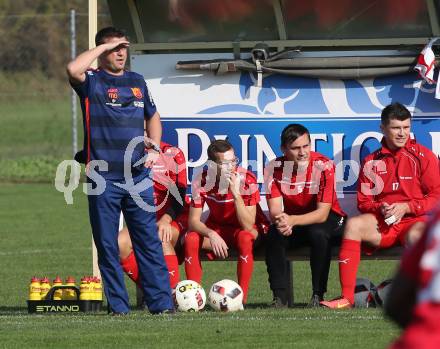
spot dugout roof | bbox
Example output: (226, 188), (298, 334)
(107, 0), (440, 54)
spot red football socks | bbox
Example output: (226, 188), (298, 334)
(164, 254), (180, 289)
(236, 231), (255, 304)
(184, 231), (203, 283)
(120, 251), (139, 285)
(338, 239), (361, 304)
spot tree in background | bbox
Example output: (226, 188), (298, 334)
(0, 0), (111, 79)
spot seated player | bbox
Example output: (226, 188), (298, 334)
(386, 204), (440, 349)
(264, 123), (346, 307)
(184, 139), (269, 304)
(321, 102), (440, 309)
(118, 141), (188, 289)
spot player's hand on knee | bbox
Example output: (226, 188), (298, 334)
(208, 230), (228, 259)
(279, 225), (293, 236)
(275, 222), (292, 236)
(158, 221), (172, 242)
(275, 214), (293, 236)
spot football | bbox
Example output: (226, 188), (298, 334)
(174, 280), (206, 312)
(208, 279), (244, 312)
(354, 278), (376, 308)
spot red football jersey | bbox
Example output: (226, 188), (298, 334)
(153, 142), (187, 218)
(357, 139), (440, 218)
(191, 167), (260, 227)
(265, 152), (345, 217)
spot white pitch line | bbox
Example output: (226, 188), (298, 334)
(0, 248), (91, 256)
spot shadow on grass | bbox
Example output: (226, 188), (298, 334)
(244, 302), (308, 309)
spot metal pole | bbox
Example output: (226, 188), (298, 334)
(70, 9), (77, 158)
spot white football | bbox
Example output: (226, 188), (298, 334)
(174, 280), (206, 312)
(208, 279), (244, 312)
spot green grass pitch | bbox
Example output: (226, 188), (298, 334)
(0, 183), (401, 348)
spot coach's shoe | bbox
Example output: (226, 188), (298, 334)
(269, 297), (288, 309)
(307, 294), (323, 308)
(320, 297), (353, 309)
(153, 308), (176, 315)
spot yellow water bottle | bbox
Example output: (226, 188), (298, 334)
(53, 276), (63, 300)
(28, 277), (41, 301)
(79, 277), (92, 300)
(93, 277), (103, 301)
(89, 277), (96, 300)
(40, 277), (51, 300)
(64, 276), (77, 300)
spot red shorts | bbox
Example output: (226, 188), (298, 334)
(377, 215), (427, 249)
(204, 222), (257, 260)
(363, 215), (427, 254)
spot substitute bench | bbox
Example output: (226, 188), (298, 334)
(136, 245), (403, 307)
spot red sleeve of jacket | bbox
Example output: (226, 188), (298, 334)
(407, 149), (440, 216)
(174, 148), (188, 189)
(357, 155), (383, 214)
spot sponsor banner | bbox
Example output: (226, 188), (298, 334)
(133, 54), (440, 197)
(161, 118), (440, 194)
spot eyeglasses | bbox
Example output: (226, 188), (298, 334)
(216, 157), (239, 167)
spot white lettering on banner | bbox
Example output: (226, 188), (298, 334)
(255, 135), (276, 182)
(54, 130), (439, 205)
(430, 132), (440, 157)
(332, 133), (345, 193)
(176, 128), (210, 184)
(239, 134), (251, 170)
(175, 129), (438, 192)
(310, 134), (327, 151)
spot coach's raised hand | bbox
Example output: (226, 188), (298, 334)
(67, 37), (129, 84)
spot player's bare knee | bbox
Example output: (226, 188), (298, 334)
(343, 216), (363, 240)
(406, 222), (426, 246)
(170, 227), (180, 246)
(118, 228), (132, 259)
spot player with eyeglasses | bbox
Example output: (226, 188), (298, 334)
(184, 139), (269, 304)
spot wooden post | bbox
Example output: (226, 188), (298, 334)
(89, 0), (100, 278)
